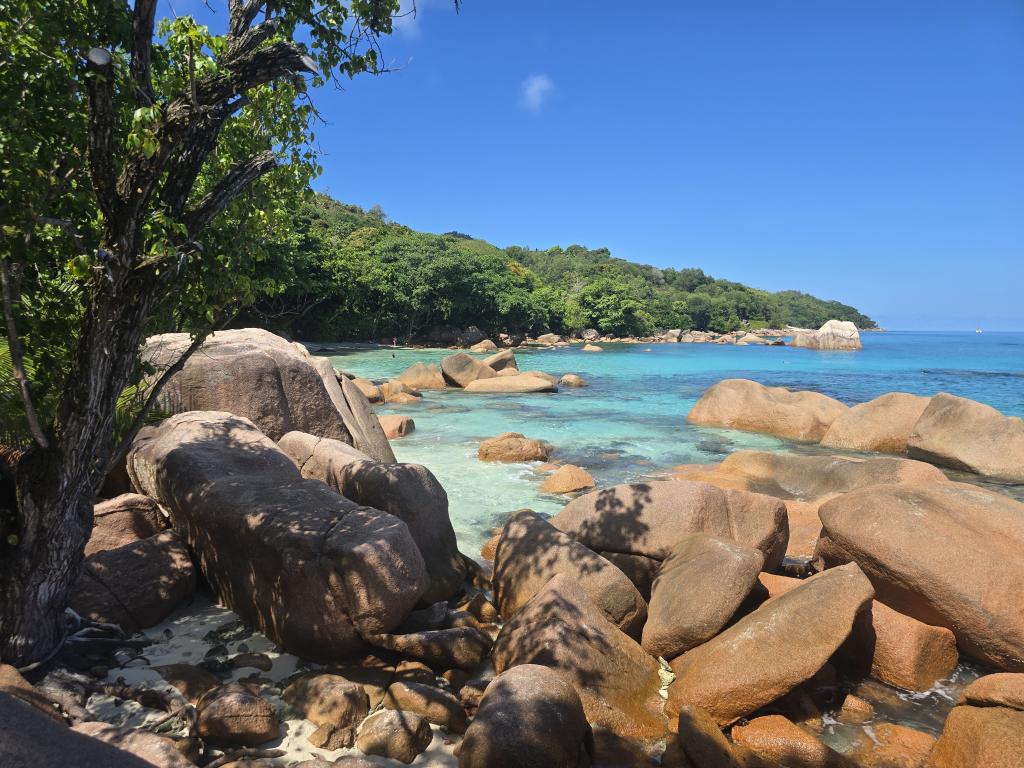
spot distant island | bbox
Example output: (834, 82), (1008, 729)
(240, 194), (876, 342)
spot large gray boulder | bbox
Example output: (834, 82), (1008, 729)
(144, 328), (356, 444)
(279, 431), (466, 603)
(128, 412), (429, 660)
(314, 356), (396, 463)
(440, 352), (497, 388)
(790, 319), (862, 350)
(907, 392), (1024, 482)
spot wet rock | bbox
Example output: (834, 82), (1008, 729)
(441, 352), (497, 388)
(687, 379), (848, 442)
(397, 362), (447, 390)
(86, 493), (165, 557)
(848, 723), (935, 768)
(540, 464), (595, 494)
(583, 343), (603, 352)
(383, 680), (468, 733)
(70, 531), (195, 634)
(464, 374), (557, 393)
(378, 414), (415, 439)
(356, 709), (433, 764)
(457, 665), (593, 768)
(838, 600), (958, 692)
(196, 683), (280, 747)
(550, 479), (788, 571)
(926, 674), (1024, 767)
(493, 510), (647, 637)
(282, 674), (369, 728)
(142, 328), (352, 441)
(128, 412), (429, 661)
(731, 715), (858, 768)
(667, 563), (874, 726)
(153, 664), (221, 705)
(642, 533), (763, 660)
(492, 574), (666, 741)
(820, 392), (932, 454)
(819, 481), (1024, 670)
(478, 432), (551, 462)
(559, 373), (588, 387)
(1, 693), (153, 767)
(280, 431), (465, 603)
(907, 392), (1024, 482)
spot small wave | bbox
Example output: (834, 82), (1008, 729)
(920, 368), (1024, 379)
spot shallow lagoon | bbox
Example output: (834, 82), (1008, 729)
(326, 331), (1024, 557)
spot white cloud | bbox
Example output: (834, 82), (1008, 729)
(519, 74), (554, 113)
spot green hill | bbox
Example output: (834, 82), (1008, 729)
(242, 194), (875, 340)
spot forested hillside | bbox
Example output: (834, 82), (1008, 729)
(241, 194), (876, 340)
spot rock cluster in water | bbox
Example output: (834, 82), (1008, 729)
(5, 328), (1023, 768)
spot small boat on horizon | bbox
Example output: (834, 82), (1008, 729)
(976, 328), (983, 333)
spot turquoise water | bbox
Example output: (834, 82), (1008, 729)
(326, 331), (1024, 556)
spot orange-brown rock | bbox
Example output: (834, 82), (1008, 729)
(839, 601), (958, 691)
(352, 378), (383, 402)
(926, 674), (1024, 768)
(758, 572), (803, 598)
(686, 379), (848, 442)
(908, 392), (1024, 482)
(480, 533), (500, 561)
(383, 681), (468, 733)
(600, 552), (661, 602)
(492, 574), (666, 741)
(493, 510), (647, 637)
(819, 481), (1024, 670)
(457, 665), (593, 768)
(550, 479), (788, 571)
(540, 464), (595, 494)
(661, 704), (746, 768)
(820, 392), (932, 454)
(667, 563), (874, 726)
(397, 362), (447, 390)
(380, 380), (422, 404)
(196, 683), (281, 747)
(849, 723), (935, 768)
(378, 414), (415, 439)
(483, 349), (517, 371)
(478, 432), (551, 462)
(464, 374), (557, 393)
(441, 352), (497, 388)
(559, 374), (588, 387)
(282, 673), (370, 729)
(642, 533), (763, 660)
(86, 493), (165, 556)
(731, 715), (857, 768)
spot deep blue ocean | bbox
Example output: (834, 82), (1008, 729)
(328, 331), (1024, 555)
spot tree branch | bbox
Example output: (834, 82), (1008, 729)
(130, 0), (158, 104)
(182, 150), (277, 236)
(192, 41), (318, 109)
(229, 0), (265, 38)
(85, 48), (119, 223)
(0, 259), (49, 449)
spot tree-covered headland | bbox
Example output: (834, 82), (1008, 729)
(241, 194), (877, 340)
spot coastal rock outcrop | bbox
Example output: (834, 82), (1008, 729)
(483, 349), (518, 371)
(540, 464), (595, 494)
(559, 373), (588, 387)
(550, 479), (788, 571)
(143, 328), (351, 441)
(70, 531), (195, 634)
(478, 432), (551, 462)
(85, 493), (165, 556)
(128, 412), (429, 660)
(820, 392), (932, 454)
(278, 431), (465, 603)
(493, 510), (648, 637)
(397, 362), (448, 390)
(641, 533), (763, 660)
(492, 573), (667, 740)
(687, 378), (848, 442)
(457, 665), (594, 768)
(666, 563), (874, 726)
(926, 674), (1024, 768)
(356, 709), (433, 764)
(731, 715), (858, 768)
(441, 352), (497, 388)
(464, 374), (557, 393)
(790, 319), (863, 350)
(378, 414), (415, 439)
(818, 481), (1024, 670)
(907, 392), (1024, 482)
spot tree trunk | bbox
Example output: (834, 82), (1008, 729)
(0, 275), (157, 667)
(0, 453), (92, 667)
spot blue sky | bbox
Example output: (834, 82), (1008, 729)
(167, 1), (1023, 330)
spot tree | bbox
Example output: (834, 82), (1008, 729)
(0, 0), (411, 667)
